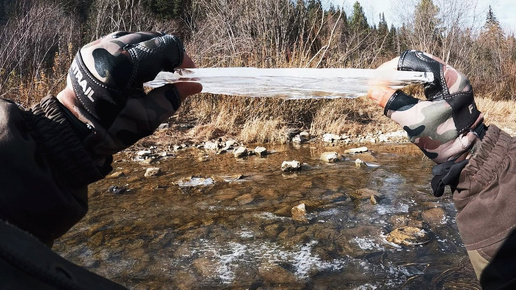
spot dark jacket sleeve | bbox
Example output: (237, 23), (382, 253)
(0, 97), (109, 245)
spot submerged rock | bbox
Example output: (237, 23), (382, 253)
(422, 207), (447, 225)
(344, 147), (368, 154)
(385, 226), (430, 246)
(107, 171), (126, 179)
(291, 203), (308, 222)
(108, 185), (127, 194)
(281, 160), (302, 172)
(321, 152), (339, 163)
(352, 188), (384, 200)
(193, 258), (218, 278)
(144, 167), (161, 178)
(258, 263), (297, 284)
(236, 193), (254, 205)
(176, 177), (215, 187)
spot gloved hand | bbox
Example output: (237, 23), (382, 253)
(57, 31), (202, 159)
(368, 50), (486, 196)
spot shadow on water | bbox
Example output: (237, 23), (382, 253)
(53, 143), (481, 289)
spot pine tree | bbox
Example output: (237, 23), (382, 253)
(349, 1), (368, 32)
(410, 0), (441, 53)
(378, 13), (388, 36)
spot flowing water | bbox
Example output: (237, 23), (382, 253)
(53, 143), (480, 289)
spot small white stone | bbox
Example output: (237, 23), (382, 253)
(144, 167), (161, 177)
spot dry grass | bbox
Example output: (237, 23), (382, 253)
(476, 96), (516, 134)
(175, 92), (403, 143)
(239, 117), (288, 143)
(174, 92), (516, 145)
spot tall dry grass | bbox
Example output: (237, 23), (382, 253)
(2, 0), (516, 144)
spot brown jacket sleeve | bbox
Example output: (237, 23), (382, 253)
(453, 125), (516, 285)
(454, 125), (515, 254)
(0, 97), (110, 245)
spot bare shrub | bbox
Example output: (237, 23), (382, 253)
(0, 1), (79, 103)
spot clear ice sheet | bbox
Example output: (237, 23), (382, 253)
(145, 67), (434, 99)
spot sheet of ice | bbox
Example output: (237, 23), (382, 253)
(145, 67), (434, 99)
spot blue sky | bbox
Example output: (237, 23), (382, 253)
(323, 0), (516, 33)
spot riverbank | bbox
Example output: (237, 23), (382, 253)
(133, 94), (516, 154)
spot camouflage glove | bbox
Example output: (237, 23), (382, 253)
(369, 50), (487, 196)
(58, 31), (201, 159)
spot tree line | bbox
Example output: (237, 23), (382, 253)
(1, 0), (515, 105)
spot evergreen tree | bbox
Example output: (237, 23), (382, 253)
(485, 5), (499, 28)
(378, 13), (388, 36)
(411, 0), (441, 52)
(349, 1), (368, 32)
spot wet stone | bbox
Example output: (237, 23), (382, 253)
(215, 188), (240, 201)
(277, 226), (295, 240)
(321, 152), (339, 163)
(157, 123), (169, 130)
(352, 188), (384, 200)
(385, 226), (430, 246)
(299, 131), (310, 141)
(193, 257), (218, 278)
(236, 193), (254, 205)
(225, 140), (237, 149)
(108, 185), (127, 194)
(259, 188), (280, 199)
(353, 152), (377, 163)
(144, 167), (161, 178)
(345, 147), (368, 154)
(291, 203), (308, 222)
(234, 146), (248, 158)
(422, 207), (447, 225)
(255, 146), (267, 157)
(292, 134), (303, 143)
(89, 231), (104, 247)
(264, 223), (282, 239)
(106, 171), (128, 179)
(204, 141), (219, 150)
(323, 133), (341, 143)
(281, 160), (301, 172)
(355, 158), (365, 167)
(258, 263), (298, 285)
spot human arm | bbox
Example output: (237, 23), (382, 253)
(368, 51), (516, 285)
(368, 50), (485, 196)
(0, 31), (201, 245)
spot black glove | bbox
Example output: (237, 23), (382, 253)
(58, 31), (201, 157)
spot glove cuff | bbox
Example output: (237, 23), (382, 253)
(383, 90), (419, 117)
(27, 96), (111, 188)
(398, 50), (446, 100)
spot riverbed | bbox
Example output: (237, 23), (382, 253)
(53, 142), (480, 289)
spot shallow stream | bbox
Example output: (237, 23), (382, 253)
(54, 143), (480, 289)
